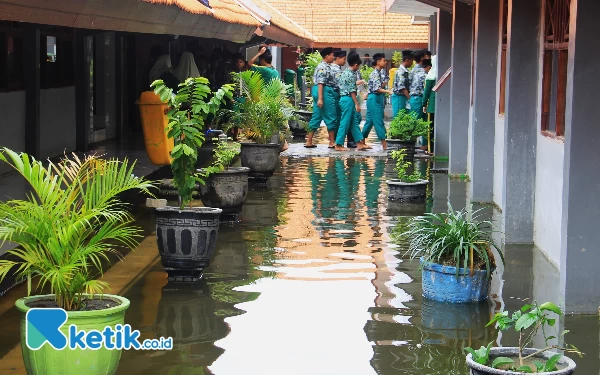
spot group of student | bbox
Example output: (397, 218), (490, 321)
(304, 48), (435, 151)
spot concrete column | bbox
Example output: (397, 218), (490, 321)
(24, 27), (40, 158)
(561, 0), (600, 314)
(75, 30), (91, 152)
(429, 13), (437, 54)
(93, 32), (116, 142)
(434, 10), (452, 160)
(501, 0), (541, 243)
(449, 1), (474, 175)
(468, 0), (500, 202)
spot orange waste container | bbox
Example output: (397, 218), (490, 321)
(137, 91), (173, 166)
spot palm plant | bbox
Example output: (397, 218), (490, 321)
(400, 205), (504, 277)
(0, 148), (154, 310)
(229, 71), (294, 144)
(152, 77), (234, 209)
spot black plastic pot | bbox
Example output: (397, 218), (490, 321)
(386, 179), (428, 202)
(466, 348), (576, 375)
(240, 142), (280, 182)
(387, 139), (416, 159)
(197, 167), (249, 218)
(155, 206), (222, 282)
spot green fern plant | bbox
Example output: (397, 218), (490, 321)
(229, 71), (294, 144)
(152, 77), (234, 208)
(0, 149), (154, 310)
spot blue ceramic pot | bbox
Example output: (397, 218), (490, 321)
(421, 258), (492, 303)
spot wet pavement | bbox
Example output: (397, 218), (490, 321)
(0, 133), (598, 374)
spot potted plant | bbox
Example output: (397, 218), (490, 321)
(400, 205), (504, 303)
(0, 148), (153, 375)
(386, 149), (428, 203)
(151, 77), (234, 281)
(387, 109), (430, 158)
(466, 301), (583, 374)
(230, 71), (294, 182)
(197, 140), (248, 219)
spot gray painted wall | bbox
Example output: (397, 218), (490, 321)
(469, 0), (499, 202)
(448, 1), (473, 175)
(561, 0), (600, 314)
(40, 87), (77, 157)
(434, 10), (452, 159)
(501, 0), (540, 244)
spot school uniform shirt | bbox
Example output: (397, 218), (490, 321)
(393, 65), (410, 95)
(330, 63), (344, 91)
(380, 69), (390, 87)
(367, 68), (384, 94)
(313, 61), (337, 87)
(409, 64), (427, 96)
(338, 69), (358, 96)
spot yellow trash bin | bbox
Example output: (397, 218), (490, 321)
(137, 91), (173, 166)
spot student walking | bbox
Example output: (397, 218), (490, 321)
(391, 50), (413, 119)
(305, 47), (337, 148)
(408, 50), (428, 120)
(361, 53), (393, 150)
(330, 51), (347, 148)
(334, 53), (370, 151)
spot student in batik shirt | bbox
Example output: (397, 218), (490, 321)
(408, 50), (427, 120)
(392, 50), (414, 118)
(330, 50), (347, 148)
(334, 52), (371, 151)
(305, 47), (337, 148)
(361, 53), (393, 150)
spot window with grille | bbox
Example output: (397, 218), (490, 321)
(541, 0), (570, 137)
(498, 0), (508, 115)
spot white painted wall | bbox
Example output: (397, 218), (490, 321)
(40, 87), (77, 158)
(0, 91), (26, 174)
(533, 134), (564, 267)
(493, 115), (505, 209)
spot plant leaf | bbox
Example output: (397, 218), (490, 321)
(491, 357), (514, 369)
(540, 302), (563, 315)
(544, 353), (562, 372)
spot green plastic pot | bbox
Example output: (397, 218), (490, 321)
(15, 294), (130, 375)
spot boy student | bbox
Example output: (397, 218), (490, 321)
(391, 50), (413, 118)
(408, 50), (427, 120)
(334, 52), (371, 151)
(361, 53), (393, 150)
(248, 45), (280, 83)
(330, 50), (347, 148)
(305, 47), (337, 148)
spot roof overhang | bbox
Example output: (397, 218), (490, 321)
(384, 0), (438, 16)
(256, 24), (314, 47)
(313, 42), (429, 49)
(0, 0), (258, 42)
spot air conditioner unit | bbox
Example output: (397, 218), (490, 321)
(412, 16), (430, 25)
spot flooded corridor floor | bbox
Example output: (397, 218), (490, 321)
(0, 154), (598, 374)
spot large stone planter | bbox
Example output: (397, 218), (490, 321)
(386, 139), (416, 159)
(240, 142), (280, 182)
(467, 348), (576, 375)
(16, 294), (129, 375)
(386, 179), (428, 202)
(421, 259), (492, 303)
(197, 167), (249, 218)
(155, 207), (222, 282)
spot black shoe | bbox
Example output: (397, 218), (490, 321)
(347, 142), (357, 148)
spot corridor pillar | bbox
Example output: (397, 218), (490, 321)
(448, 0), (473, 175)
(468, 0), (500, 202)
(501, 0), (541, 243)
(434, 10), (452, 160)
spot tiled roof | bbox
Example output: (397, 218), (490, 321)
(261, 0), (429, 46)
(141, 0), (261, 26)
(251, 0), (317, 41)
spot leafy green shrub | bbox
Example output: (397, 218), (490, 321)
(152, 77), (234, 208)
(388, 109), (431, 141)
(392, 51), (402, 68)
(202, 140), (241, 177)
(302, 51), (322, 88)
(467, 301), (584, 373)
(390, 149), (422, 183)
(230, 71), (294, 144)
(360, 65), (374, 82)
(400, 205), (503, 277)
(0, 149), (154, 310)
